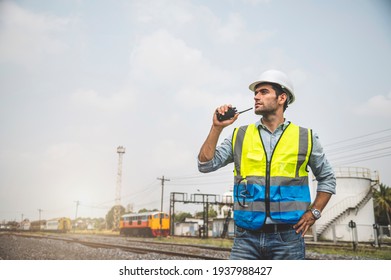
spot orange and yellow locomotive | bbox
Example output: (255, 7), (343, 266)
(119, 211), (170, 237)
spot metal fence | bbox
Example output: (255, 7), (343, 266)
(310, 223), (390, 247)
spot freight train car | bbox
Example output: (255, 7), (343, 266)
(29, 217), (72, 233)
(45, 217), (72, 233)
(30, 220), (47, 231)
(119, 212), (170, 237)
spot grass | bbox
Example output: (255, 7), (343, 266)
(307, 245), (391, 260)
(159, 236), (234, 248)
(70, 230), (391, 259)
(161, 236), (391, 259)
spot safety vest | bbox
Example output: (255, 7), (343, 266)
(232, 122), (312, 230)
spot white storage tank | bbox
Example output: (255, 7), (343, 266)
(311, 166), (379, 242)
(218, 190), (234, 219)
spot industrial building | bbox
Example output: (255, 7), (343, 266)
(311, 166), (380, 243)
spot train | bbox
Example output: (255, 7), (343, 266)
(25, 217), (72, 233)
(119, 211), (170, 237)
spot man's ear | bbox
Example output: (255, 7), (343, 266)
(279, 92), (288, 104)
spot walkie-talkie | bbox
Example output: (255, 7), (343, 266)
(216, 107), (252, 122)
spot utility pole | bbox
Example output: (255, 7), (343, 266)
(157, 175), (170, 213)
(74, 200), (80, 231)
(37, 209), (43, 231)
(157, 175), (170, 236)
(38, 209), (42, 221)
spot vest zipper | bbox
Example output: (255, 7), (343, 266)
(260, 122), (291, 219)
(265, 161), (271, 218)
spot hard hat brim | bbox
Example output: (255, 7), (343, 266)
(248, 81), (295, 104)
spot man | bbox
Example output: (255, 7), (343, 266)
(197, 69), (336, 260)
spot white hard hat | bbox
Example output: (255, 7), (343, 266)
(249, 69), (295, 104)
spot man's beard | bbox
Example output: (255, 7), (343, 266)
(255, 107), (274, 116)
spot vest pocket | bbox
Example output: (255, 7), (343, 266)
(274, 161), (296, 177)
(274, 186), (308, 222)
(246, 151), (263, 161)
(233, 184), (256, 224)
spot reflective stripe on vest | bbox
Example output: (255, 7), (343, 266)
(232, 123), (313, 230)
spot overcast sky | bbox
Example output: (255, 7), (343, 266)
(1, 0), (390, 222)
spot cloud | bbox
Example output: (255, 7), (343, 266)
(151, 139), (194, 171)
(175, 87), (218, 109)
(0, 1), (72, 64)
(71, 88), (135, 112)
(129, 29), (234, 90)
(45, 142), (83, 161)
(41, 142), (86, 178)
(241, 0), (271, 4)
(131, 0), (194, 25)
(215, 13), (246, 43)
(353, 92), (391, 117)
(130, 30), (205, 85)
(290, 69), (308, 88)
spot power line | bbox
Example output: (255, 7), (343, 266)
(168, 179), (232, 187)
(330, 146), (391, 161)
(324, 128), (391, 147)
(323, 127), (391, 166)
(327, 135), (391, 155)
(332, 152), (391, 166)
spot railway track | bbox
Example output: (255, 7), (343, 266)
(2, 232), (389, 260)
(74, 239), (227, 260)
(306, 240), (391, 251)
(4, 232), (229, 260)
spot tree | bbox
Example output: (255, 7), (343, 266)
(105, 205), (125, 230)
(373, 183), (391, 226)
(174, 212), (193, 223)
(194, 207), (218, 219)
(138, 208), (159, 213)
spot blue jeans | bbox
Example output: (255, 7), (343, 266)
(229, 227), (305, 260)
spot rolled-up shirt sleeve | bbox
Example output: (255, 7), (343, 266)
(309, 132), (336, 194)
(198, 136), (234, 173)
